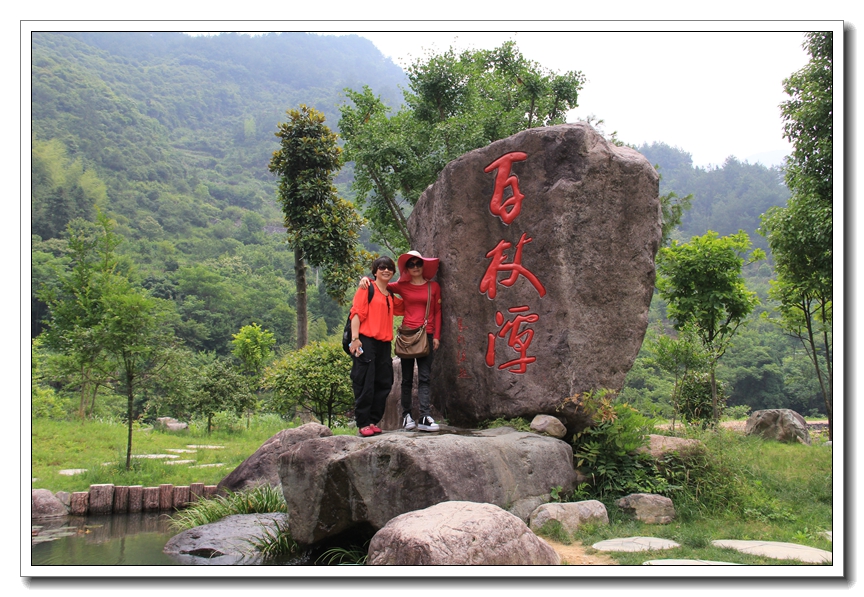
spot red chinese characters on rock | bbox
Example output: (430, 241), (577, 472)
(456, 317), (472, 379)
(478, 233), (547, 300)
(484, 151), (528, 225)
(476, 151), (546, 376)
(485, 306), (539, 374)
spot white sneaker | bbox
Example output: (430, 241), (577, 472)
(402, 414), (417, 430)
(418, 416), (440, 432)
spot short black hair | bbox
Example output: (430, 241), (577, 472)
(371, 256), (396, 277)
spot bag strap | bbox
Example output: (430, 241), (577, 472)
(367, 279), (375, 303)
(423, 283), (431, 327)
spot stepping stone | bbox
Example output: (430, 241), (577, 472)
(822, 531), (832, 541)
(592, 536), (681, 552)
(189, 463), (225, 468)
(132, 454), (179, 459)
(166, 448), (197, 453)
(712, 540), (832, 564)
(165, 459), (196, 465)
(187, 445), (225, 449)
(643, 559), (743, 565)
(58, 469), (88, 476)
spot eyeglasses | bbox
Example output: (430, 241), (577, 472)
(406, 261), (423, 269)
(377, 265), (394, 271)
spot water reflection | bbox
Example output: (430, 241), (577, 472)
(31, 512), (181, 566)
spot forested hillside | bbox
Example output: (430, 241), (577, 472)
(30, 31), (828, 427)
(31, 32), (406, 347)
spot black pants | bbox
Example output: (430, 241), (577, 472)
(351, 335), (393, 428)
(400, 334), (434, 419)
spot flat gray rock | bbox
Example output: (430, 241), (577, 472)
(712, 539), (832, 564)
(163, 513), (289, 565)
(592, 536), (680, 552)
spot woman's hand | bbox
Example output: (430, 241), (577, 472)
(358, 277), (370, 289)
(350, 338), (363, 357)
(433, 338), (440, 351)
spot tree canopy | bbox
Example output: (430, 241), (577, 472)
(339, 41), (585, 252)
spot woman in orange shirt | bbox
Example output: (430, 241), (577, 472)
(360, 250), (442, 432)
(348, 256), (404, 437)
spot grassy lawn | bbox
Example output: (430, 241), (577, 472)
(30, 415), (355, 492)
(538, 426), (834, 565)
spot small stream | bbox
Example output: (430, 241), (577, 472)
(31, 513), (318, 566)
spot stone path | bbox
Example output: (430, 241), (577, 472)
(593, 536), (680, 552)
(591, 536), (832, 565)
(712, 539), (832, 564)
(55, 445), (226, 475)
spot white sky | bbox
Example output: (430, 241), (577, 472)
(342, 29), (815, 169)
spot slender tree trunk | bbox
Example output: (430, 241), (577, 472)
(295, 246), (308, 349)
(125, 373), (135, 471)
(369, 171), (411, 245)
(802, 300), (831, 440)
(710, 367), (719, 427)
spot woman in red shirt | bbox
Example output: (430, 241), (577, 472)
(361, 250), (442, 431)
(348, 256), (404, 437)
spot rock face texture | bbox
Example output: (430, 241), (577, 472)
(367, 501), (560, 565)
(278, 427), (576, 545)
(528, 499), (609, 534)
(163, 513), (289, 565)
(745, 409), (811, 445)
(32, 489), (68, 518)
(408, 123), (661, 434)
(615, 493), (676, 524)
(217, 423), (332, 493)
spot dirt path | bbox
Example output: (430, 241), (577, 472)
(543, 538), (618, 565)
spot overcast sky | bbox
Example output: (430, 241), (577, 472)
(341, 29), (814, 169)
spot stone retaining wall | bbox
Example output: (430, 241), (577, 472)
(64, 482), (218, 516)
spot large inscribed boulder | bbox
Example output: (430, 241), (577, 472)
(408, 123), (660, 433)
(278, 427), (576, 545)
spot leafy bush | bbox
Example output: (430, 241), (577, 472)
(572, 402), (669, 499)
(264, 341), (353, 428)
(679, 371), (728, 428)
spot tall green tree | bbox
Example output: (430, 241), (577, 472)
(760, 31), (833, 439)
(781, 32), (833, 208)
(656, 231), (764, 425)
(37, 214), (121, 419)
(268, 105), (368, 349)
(98, 280), (177, 469)
(339, 41), (585, 252)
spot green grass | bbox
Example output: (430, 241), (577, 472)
(169, 485), (288, 531)
(536, 426), (834, 565)
(30, 415), (356, 492)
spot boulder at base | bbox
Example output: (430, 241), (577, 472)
(217, 423), (332, 493)
(368, 501), (560, 565)
(279, 427), (576, 545)
(745, 409), (811, 445)
(32, 489), (68, 518)
(408, 123), (661, 434)
(616, 493), (676, 524)
(529, 499), (609, 534)
(163, 513), (289, 565)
